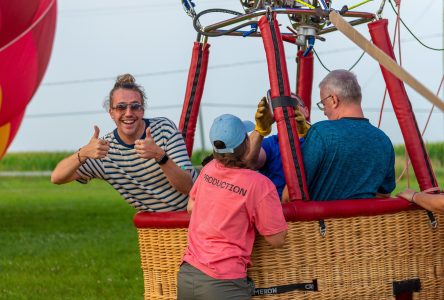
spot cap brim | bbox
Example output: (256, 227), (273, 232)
(243, 120), (255, 133)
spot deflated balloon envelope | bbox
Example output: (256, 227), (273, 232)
(0, 0), (57, 158)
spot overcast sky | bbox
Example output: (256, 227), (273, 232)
(8, 0), (444, 152)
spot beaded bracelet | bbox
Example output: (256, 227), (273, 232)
(77, 148), (84, 164)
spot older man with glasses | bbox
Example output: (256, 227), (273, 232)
(248, 69), (395, 201)
(51, 73), (196, 212)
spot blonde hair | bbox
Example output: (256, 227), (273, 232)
(104, 73), (147, 109)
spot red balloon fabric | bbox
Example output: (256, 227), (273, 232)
(0, 0), (57, 158)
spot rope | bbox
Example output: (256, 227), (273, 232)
(313, 48), (366, 72)
(347, 50), (366, 71)
(348, 0), (373, 11)
(388, 0), (443, 51)
(313, 49), (331, 72)
(396, 75), (444, 183)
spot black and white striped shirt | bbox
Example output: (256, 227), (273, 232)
(76, 117), (197, 212)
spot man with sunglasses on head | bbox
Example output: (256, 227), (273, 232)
(248, 69), (395, 201)
(51, 74), (196, 212)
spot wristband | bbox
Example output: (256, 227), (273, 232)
(77, 148), (85, 165)
(156, 152), (169, 165)
(411, 192), (418, 203)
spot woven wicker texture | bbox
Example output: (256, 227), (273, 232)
(137, 210), (444, 299)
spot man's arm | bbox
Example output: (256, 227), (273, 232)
(398, 188), (444, 214)
(51, 152), (83, 184)
(245, 97), (273, 169)
(245, 130), (267, 170)
(51, 126), (109, 184)
(157, 157), (194, 195)
(135, 127), (193, 195)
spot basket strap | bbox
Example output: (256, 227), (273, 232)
(426, 211), (438, 229)
(393, 278), (421, 299)
(252, 279), (318, 296)
(420, 187), (440, 229)
(318, 220), (327, 237)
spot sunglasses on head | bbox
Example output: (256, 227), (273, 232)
(112, 103), (144, 112)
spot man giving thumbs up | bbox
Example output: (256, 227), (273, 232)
(51, 74), (196, 212)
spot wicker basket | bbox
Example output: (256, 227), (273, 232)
(136, 209), (444, 299)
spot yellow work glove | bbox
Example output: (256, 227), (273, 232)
(254, 97), (274, 137)
(294, 107), (310, 138)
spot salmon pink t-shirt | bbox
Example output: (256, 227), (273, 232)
(182, 160), (288, 279)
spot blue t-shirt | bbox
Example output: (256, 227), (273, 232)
(259, 135), (286, 198)
(260, 118), (396, 201)
(301, 118), (395, 201)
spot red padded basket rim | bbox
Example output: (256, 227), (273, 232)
(134, 197), (420, 228)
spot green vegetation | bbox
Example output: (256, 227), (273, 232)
(0, 178), (142, 300)
(0, 150), (212, 171)
(2, 143), (442, 171)
(0, 143), (442, 299)
(190, 149), (212, 166)
(394, 142), (444, 166)
(0, 152), (71, 171)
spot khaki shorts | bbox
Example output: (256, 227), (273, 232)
(177, 262), (252, 300)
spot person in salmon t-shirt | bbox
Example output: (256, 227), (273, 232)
(177, 114), (288, 300)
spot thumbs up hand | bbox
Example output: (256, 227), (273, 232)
(80, 125), (110, 161)
(135, 127), (165, 160)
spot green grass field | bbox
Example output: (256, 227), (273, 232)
(0, 178), (142, 300)
(0, 145), (442, 299)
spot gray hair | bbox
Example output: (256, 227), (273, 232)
(319, 69), (362, 104)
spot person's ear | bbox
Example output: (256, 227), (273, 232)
(332, 95), (340, 108)
(109, 108), (114, 120)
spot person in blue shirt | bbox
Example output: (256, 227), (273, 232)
(246, 95), (310, 202)
(248, 69), (396, 201)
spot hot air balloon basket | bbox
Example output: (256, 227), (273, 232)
(135, 210), (444, 300)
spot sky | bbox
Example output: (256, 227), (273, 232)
(8, 0), (444, 152)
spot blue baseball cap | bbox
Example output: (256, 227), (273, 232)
(209, 114), (255, 154)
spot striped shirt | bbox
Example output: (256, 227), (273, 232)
(76, 117), (197, 212)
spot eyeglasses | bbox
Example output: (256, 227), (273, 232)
(111, 103), (144, 112)
(316, 95), (333, 111)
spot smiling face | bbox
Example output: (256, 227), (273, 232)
(109, 88), (146, 144)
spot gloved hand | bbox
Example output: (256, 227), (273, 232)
(254, 96), (274, 136)
(294, 106), (310, 138)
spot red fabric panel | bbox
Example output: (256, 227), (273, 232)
(296, 50), (313, 122)
(0, 0), (56, 159)
(0, 0), (40, 46)
(178, 42), (210, 157)
(0, 25), (38, 125)
(258, 14), (309, 201)
(0, 111), (25, 158)
(368, 20), (438, 191)
(133, 198), (418, 228)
